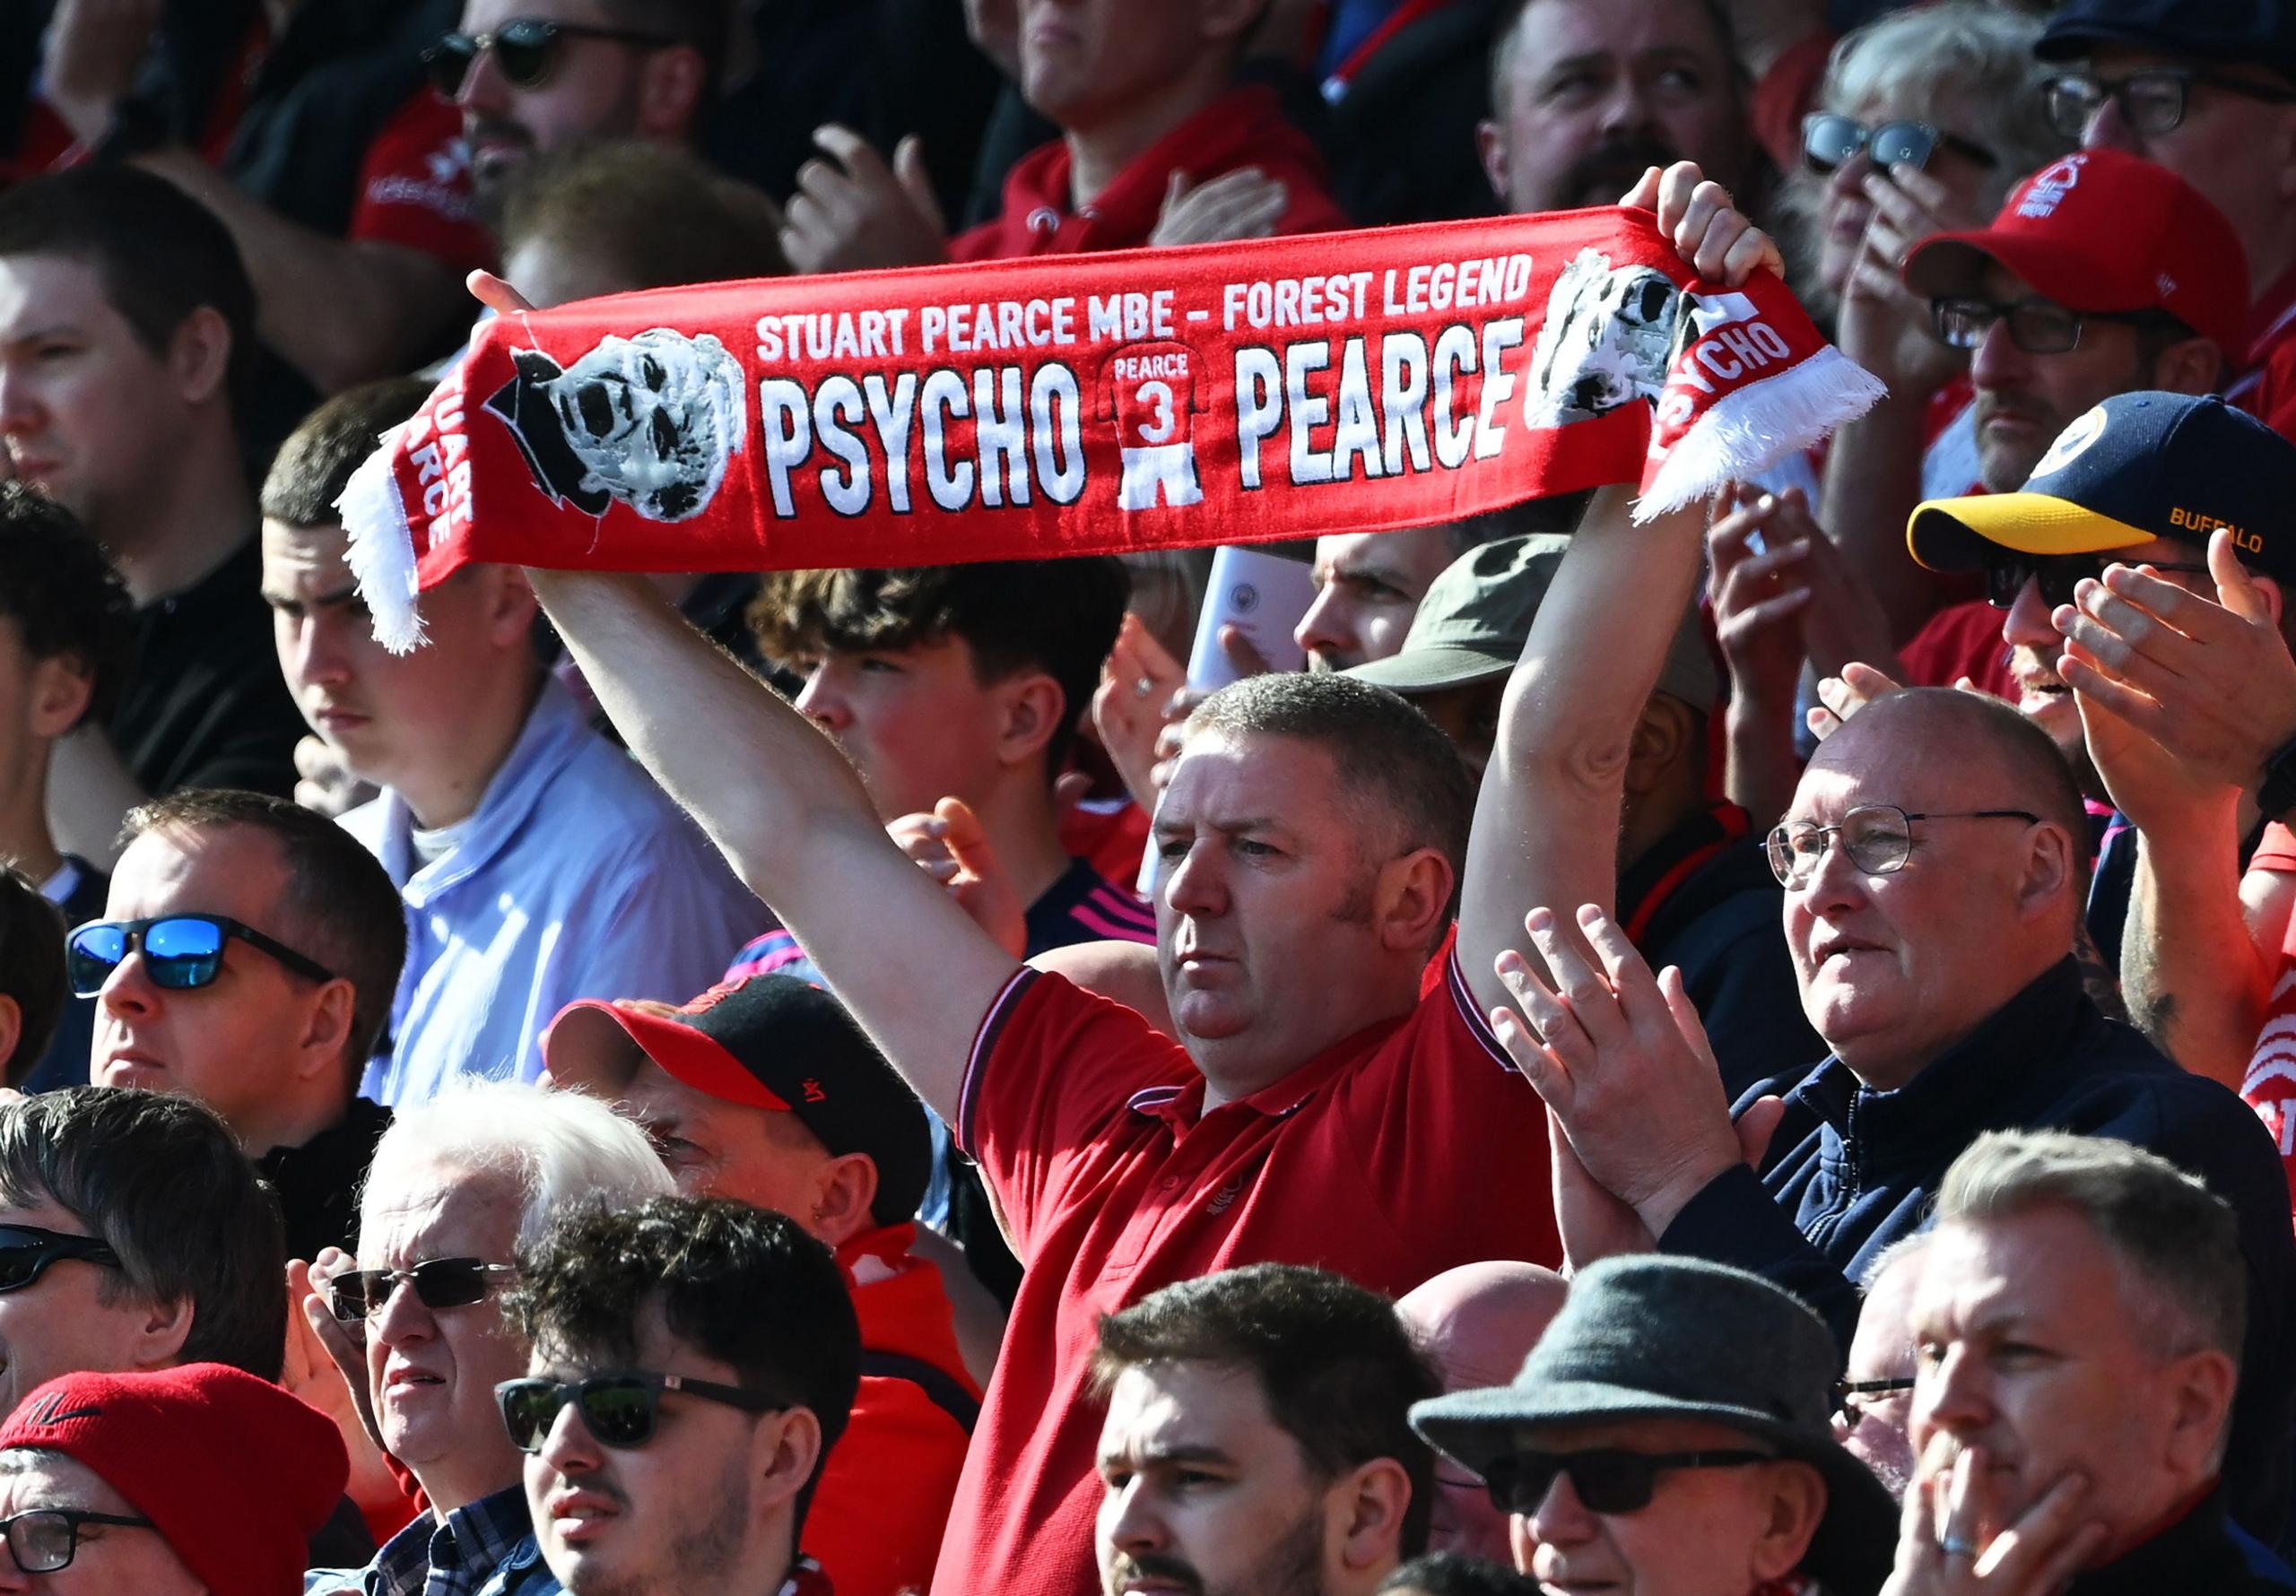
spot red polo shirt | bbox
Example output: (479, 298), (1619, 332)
(807, 1223), (981, 1596)
(2231, 259), (2296, 444)
(929, 944), (1561, 1596)
(950, 85), (1351, 262)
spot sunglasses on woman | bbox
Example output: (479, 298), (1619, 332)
(496, 1372), (786, 1453)
(65, 915), (335, 998)
(1483, 1448), (1773, 1516)
(0, 1225), (120, 1292)
(1801, 113), (1997, 177)
(422, 19), (674, 98)
(327, 1256), (517, 1323)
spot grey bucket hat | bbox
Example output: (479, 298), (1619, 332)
(1344, 534), (1719, 709)
(1409, 1255), (1899, 1596)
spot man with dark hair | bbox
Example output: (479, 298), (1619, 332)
(514, 161), (1755, 1596)
(260, 380), (762, 1105)
(0, 480), (131, 1090)
(1905, 1131), (2268, 1587)
(0, 166), (306, 863)
(1294, 504), (1564, 676)
(488, 1194), (861, 1596)
(542, 976), (981, 1596)
(83, 788), (403, 1260)
(1481, 0), (1757, 216)
(0, 1086), (287, 1412)
(1091, 1263), (1441, 1596)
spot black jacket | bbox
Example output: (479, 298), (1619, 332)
(2069, 1492), (2296, 1593)
(1663, 959), (2296, 1539)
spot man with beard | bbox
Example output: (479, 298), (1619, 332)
(1092, 1265), (1440, 1596)
(1478, 0), (1759, 217)
(483, 1195), (861, 1596)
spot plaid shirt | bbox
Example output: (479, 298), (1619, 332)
(305, 1486), (533, 1596)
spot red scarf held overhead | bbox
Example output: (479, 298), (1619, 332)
(343, 209), (1882, 651)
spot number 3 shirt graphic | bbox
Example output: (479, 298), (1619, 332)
(1099, 341), (1206, 509)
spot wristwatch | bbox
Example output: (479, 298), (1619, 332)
(2257, 730), (2296, 823)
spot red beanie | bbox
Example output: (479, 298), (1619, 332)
(0, 1363), (348, 1596)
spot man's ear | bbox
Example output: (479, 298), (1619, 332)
(636, 46), (709, 139)
(0, 996), (22, 1081)
(2017, 820), (2076, 917)
(1202, 0), (1268, 46)
(2150, 334), (2225, 398)
(809, 1152), (880, 1249)
(482, 565), (542, 648)
(1328, 1457), (1413, 1572)
(132, 1291), (196, 1370)
(1624, 695), (1696, 797)
(1477, 120), (1509, 204)
(1375, 846), (1455, 953)
(752, 1403), (824, 1514)
(994, 671), (1066, 771)
(1747, 1460), (1829, 1582)
(2247, 572), (2284, 629)
(293, 978), (361, 1088)
(2160, 1348), (2239, 1479)
(167, 305), (234, 410)
(26, 655), (94, 741)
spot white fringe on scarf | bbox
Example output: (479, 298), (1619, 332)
(1635, 343), (1888, 521)
(336, 432), (427, 655)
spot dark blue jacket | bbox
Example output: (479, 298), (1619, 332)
(1662, 958), (2296, 1539)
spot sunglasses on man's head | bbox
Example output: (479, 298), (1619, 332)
(0, 1225), (119, 1293)
(1980, 548), (2211, 611)
(422, 19), (674, 98)
(1482, 1448), (1774, 1517)
(65, 915), (335, 998)
(1801, 113), (1996, 178)
(327, 1256), (517, 1323)
(496, 1372), (786, 1453)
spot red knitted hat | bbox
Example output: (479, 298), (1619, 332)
(0, 1364), (347, 1596)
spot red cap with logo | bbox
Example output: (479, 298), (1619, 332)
(1900, 148), (2249, 354)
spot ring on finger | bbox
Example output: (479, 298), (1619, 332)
(1134, 676), (1155, 698)
(1937, 1535), (1979, 1558)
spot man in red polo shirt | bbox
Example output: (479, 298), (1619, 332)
(539, 974), (979, 1596)
(781, 0), (1346, 273)
(523, 160), (1772, 1596)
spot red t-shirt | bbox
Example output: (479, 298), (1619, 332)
(1057, 798), (1152, 889)
(2231, 260), (2296, 445)
(807, 1224), (981, 1596)
(951, 85), (1351, 262)
(1899, 596), (2013, 698)
(348, 91), (491, 273)
(932, 943), (1561, 1596)
(2242, 825), (2296, 1221)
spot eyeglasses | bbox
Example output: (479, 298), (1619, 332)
(496, 1372), (786, 1453)
(327, 1257), (517, 1323)
(65, 915), (335, 998)
(423, 19), (675, 98)
(1766, 804), (2043, 889)
(0, 1225), (120, 1292)
(1801, 113), (1997, 177)
(1929, 296), (2186, 357)
(2042, 68), (2296, 141)
(0, 1509), (156, 1574)
(1483, 1449), (1773, 1516)
(1981, 548), (2212, 610)
(1834, 1375), (1918, 1423)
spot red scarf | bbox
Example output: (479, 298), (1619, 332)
(344, 210), (1881, 650)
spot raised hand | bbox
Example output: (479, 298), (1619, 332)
(1840, 162), (1982, 396)
(888, 797), (1029, 958)
(781, 127), (951, 275)
(1150, 169), (1290, 248)
(1622, 161), (1785, 287)
(1809, 660), (1909, 740)
(1092, 614), (1189, 810)
(39, 0), (161, 144)
(1882, 1443), (2108, 1595)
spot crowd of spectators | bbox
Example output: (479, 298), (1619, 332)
(3, 1), (2296, 1594)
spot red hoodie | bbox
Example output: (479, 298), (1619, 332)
(952, 84), (1351, 261)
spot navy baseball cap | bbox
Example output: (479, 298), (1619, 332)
(1908, 392), (2296, 585)
(543, 975), (933, 1228)
(2038, 0), (2296, 82)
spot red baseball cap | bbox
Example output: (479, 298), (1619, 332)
(1901, 149), (2249, 354)
(0, 1363), (347, 1596)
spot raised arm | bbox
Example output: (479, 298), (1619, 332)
(1457, 162), (1774, 1018)
(526, 568), (1020, 1123)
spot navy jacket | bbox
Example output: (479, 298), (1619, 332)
(1663, 958), (2296, 1538)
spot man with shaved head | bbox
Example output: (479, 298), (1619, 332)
(1475, 569), (2296, 1527)
(1395, 1263), (1567, 1561)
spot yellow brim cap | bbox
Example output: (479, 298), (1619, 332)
(1906, 491), (2153, 574)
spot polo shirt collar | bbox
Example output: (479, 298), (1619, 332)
(378, 676), (587, 901)
(1129, 1011), (1411, 1132)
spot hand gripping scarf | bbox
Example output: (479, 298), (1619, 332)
(342, 208), (1883, 650)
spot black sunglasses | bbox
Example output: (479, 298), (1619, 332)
(0, 1225), (120, 1293)
(1802, 112), (1996, 177)
(1834, 1375), (1918, 1421)
(1483, 1448), (1773, 1516)
(327, 1256), (517, 1323)
(0, 1509), (155, 1574)
(497, 1372), (786, 1453)
(65, 914), (335, 998)
(1981, 548), (2211, 611)
(423, 19), (674, 97)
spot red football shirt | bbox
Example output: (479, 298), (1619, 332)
(2242, 825), (2296, 1225)
(808, 1224), (981, 1596)
(348, 91), (491, 273)
(2231, 259), (2296, 445)
(930, 945), (1561, 1596)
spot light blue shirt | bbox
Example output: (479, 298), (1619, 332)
(348, 676), (765, 1106)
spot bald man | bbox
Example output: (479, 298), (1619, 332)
(1396, 1262), (1568, 1561)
